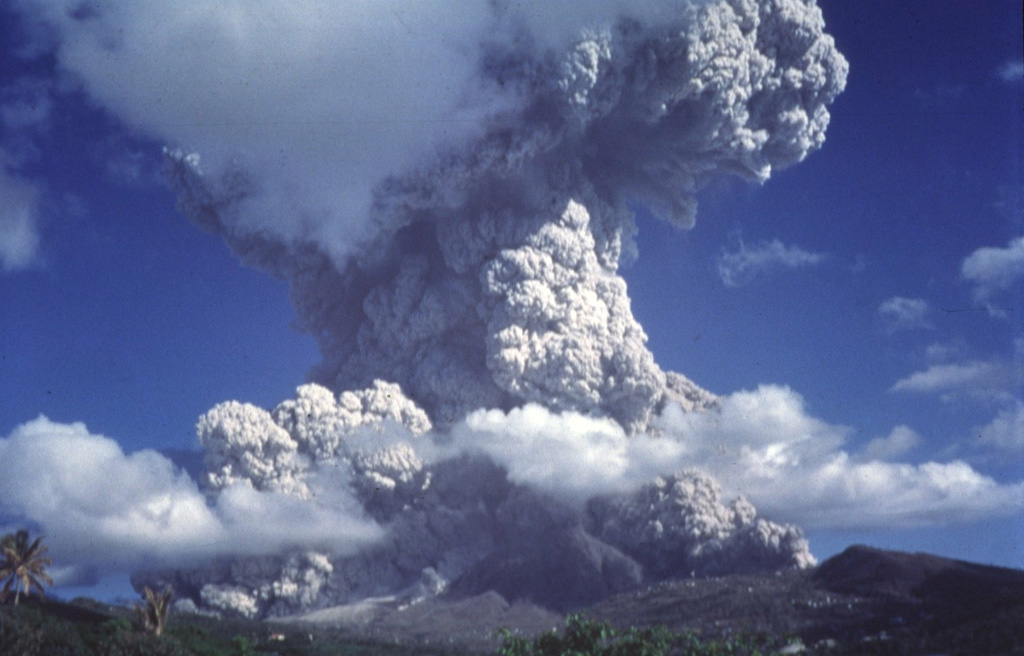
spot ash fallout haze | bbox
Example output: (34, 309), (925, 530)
(0, 0), (1022, 611)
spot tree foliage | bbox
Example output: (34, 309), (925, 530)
(498, 614), (788, 656)
(0, 529), (54, 605)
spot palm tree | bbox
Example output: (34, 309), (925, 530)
(0, 529), (54, 605)
(136, 585), (174, 637)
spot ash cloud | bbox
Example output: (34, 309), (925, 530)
(125, 381), (1023, 617)
(19, 0), (1015, 619)
(126, 382), (821, 616)
(156, 0), (848, 431)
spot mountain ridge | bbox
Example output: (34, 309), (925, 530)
(270, 544), (1024, 651)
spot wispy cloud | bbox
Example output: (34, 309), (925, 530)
(717, 237), (826, 287)
(961, 236), (1024, 315)
(924, 341), (966, 364)
(997, 59), (1024, 84)
(878, 296), (932, 333)
(913, 83), (966, 109)
(0, 76), (56, 272)
(0, 165), (43, 272)
(889, 359), (1014, 402)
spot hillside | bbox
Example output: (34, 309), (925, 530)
(2, 546), (1023, 655)
(276, 545), (1024, 654)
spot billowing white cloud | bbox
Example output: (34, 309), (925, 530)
(878, 296), (932, 333)
(654, 387), (1023, 529)
(974, 402), (1024, 454)
(0, 416), (382, 584)
(889, 359), (1014, 401)
(449, 404), (674, 501)
(717, 237), (826, 287)
(6, 384), (1023, 603)
(0, 166), (42, 272)
(857, 425), (921, 462)
(446, 387), (1023, 529)
(961, 236), (1024, 313)
(10, 0), (515, 265)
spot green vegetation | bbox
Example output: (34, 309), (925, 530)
(0, 530), (54, 605)
(1, 594), (1022, 656)
(0, 596), (469, 656)
(497, 614), (793, 656)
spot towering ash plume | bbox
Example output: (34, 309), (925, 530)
(139, 0), (848, 616)
(166, 0), (846, 432)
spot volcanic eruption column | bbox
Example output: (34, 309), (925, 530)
(151, 0), (848, 616)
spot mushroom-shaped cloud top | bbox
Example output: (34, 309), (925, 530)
(164, 0), (847, 433)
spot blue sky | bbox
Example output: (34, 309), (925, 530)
(1, 0), (1022, 600)
(632, 0), (1023, 445)
(627, 0), (1024, 561)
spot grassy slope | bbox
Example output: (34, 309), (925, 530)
(0, 597), (469, 656)
(3, 595), (1024, 656)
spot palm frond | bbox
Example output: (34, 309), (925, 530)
(136, 584), (174, 636)
(0, 530), (54, 604)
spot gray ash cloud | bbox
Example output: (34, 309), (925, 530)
(164, 0), (846, 432)
(11, 0), (849, 616)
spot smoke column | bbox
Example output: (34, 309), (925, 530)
(165, 0), (847, 432)
(16, 0), (849, 616)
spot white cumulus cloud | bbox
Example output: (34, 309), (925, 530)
(717, 237), (826, 287)
(448, 404), (682, 502)
(856, 425), (921, 460)
(858, 425), (922, 462)
(447, 387), (1023, 530)
(0, 416), (382, 585)
(655, 387), (1023, 529)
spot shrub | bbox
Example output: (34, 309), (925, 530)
(498, 615), (791, 656)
